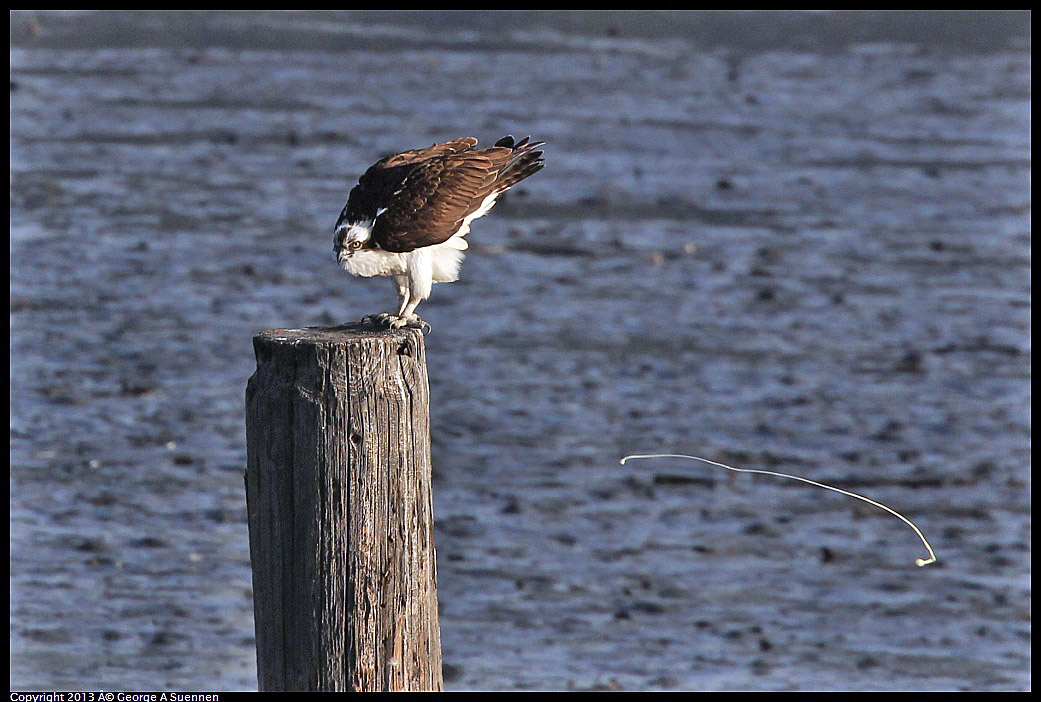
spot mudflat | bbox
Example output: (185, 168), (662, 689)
(10, 11), (1030, 691)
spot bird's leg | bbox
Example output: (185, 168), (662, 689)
(360, 278), (428, 332)
(395, 278), (412, 317)
(379, 262), (430, 332)
(386, 296), (429, 332)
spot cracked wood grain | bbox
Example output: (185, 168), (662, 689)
(245, 325), (442, 691)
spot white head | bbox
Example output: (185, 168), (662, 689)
(334, 220), (374, 263)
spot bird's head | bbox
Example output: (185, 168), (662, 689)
(334, 219), (374, 262)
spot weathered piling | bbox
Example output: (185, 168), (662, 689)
(244, 325), (443, 692)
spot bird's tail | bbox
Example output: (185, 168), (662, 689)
(494, 135), (545, 192)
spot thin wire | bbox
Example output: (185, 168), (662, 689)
(619, 453), (937, 567)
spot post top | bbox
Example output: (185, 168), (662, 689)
(254, 323), (424, 346)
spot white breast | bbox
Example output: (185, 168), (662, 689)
(429, 242), (465, 283)
(342, 249), (408, 278)
(341, 233), (467, 284)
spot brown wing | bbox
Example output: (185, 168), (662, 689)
(339, 136), (544, 253)
(337, 138), (479, 232)
(375, 137), (478, 169)
(371, 145), (519, 252)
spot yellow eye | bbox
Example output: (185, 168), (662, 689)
(350, 240), (362, 249)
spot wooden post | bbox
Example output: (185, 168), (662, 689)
(244, 325), (443, 692)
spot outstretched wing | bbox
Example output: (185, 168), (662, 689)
(371, 137), (544, 253)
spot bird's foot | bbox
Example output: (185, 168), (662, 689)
(393, 314), (431, 334)
(359, 312), (394, 327)
(359, 313), (430, 333)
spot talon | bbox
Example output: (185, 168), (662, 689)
(401, 316), (426, 333)
(394, 314), (430, 333)
(360, 313), (395, 328)
(358, 313), (428, 333)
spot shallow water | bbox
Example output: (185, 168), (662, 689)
(10, 10), (1030, 691)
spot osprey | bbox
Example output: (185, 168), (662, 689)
(334, 135), (545, 330)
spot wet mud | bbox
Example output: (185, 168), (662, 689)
(10, 10), (1030, 691)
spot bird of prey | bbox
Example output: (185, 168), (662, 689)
(334, 135), (545, 330)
